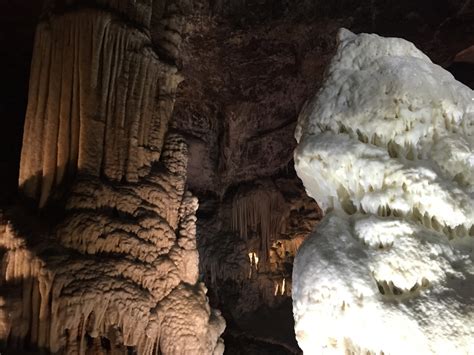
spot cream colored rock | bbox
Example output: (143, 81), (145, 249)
(1, 133), (224, 354)
(19, 8), (181, 207)
(0, 2), (224, 354)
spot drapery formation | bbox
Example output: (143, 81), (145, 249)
(1, 135), (224, 354)
(1, 1), (225, 354)
(19, 3), (183, 207)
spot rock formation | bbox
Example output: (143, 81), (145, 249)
(19, 0), (184, 208)
(0, 1), (225, 354)
(293, 29), (474, 354)
(2, 1), (474, 353)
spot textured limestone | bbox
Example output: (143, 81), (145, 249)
(198, 178), (321, 318)
(19, 7), (182, 207)
(1, 134), (225, 355)
(1, 1), (224, 354)
(231, 185), (286, 263)
(293, 29), (474, 354)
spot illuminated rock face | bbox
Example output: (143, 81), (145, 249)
(293, 29), (474, 354)
(0, 1), (224, 354)
(19, 6), (182, 208)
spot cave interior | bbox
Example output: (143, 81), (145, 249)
(0, 0), (473, 354)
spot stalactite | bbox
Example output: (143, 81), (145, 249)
(1, 1), (224, 354)
(19, 9), (181, 207)
(231, 187), (286, 263)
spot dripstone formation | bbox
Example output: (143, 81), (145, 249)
(0, 1), (225, 354)
(293, 29), (474, 354)
(2, 1), (474, 354)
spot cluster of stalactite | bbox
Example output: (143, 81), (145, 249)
(196, 182), (319, 312)
(199, 232), (302, 298)
(231, 186), (286, 263)
(20, 2), (183, 208)
(1, 1), (225, 354)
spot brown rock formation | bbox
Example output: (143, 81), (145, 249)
(0, 1), (224, 354)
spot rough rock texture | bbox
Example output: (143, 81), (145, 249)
(293, 29), (474, 354)
(19, 4), (182, 208)
(2, 1), (474, 353)
(0, 1), (224, 354)
(163, 2), (474, 352)
(168, 2), (474, 352)
(1, 137), (225, 354)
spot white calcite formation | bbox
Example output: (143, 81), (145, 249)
(293, 29), (474, 354)
(0, 1), (224, 354)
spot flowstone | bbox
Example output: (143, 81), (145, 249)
(293, 29), (474, 354)
(0, 1), (225, 354)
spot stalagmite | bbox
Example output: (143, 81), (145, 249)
(0, 1), (224, 354)
(293, 29), (474, 354)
